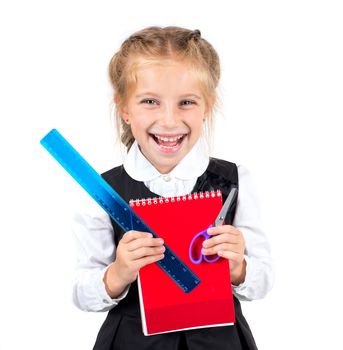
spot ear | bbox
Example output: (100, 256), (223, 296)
(115, 93), (130, 124)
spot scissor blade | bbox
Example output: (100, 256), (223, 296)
(214, 186), (238, 226)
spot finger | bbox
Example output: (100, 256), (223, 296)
(130, 246), (166, 260)
(133, 253), (165, 270)
(127, 237), (164, 252)
(121, 230), (152, 244)
(207, 225), (240, 236)
(216, 250), (242, 263)
(202, 243), (239, 256)
(203, 233), (240, 248)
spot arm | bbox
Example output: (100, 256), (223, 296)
(72, 195), (165, 311)
(231, 165), (275, 300)
(72, 197), (128, 312)
(202, 165), (274, 300)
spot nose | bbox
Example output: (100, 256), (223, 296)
(160, 103), (179, 128)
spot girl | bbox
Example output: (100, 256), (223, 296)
(72, 26), (274, 350)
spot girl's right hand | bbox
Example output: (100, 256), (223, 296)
(104, 231), (165, 298)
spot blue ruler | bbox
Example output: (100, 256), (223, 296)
(40, 129), (200, 293)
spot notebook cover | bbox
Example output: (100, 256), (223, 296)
(130, 191), (235, 335)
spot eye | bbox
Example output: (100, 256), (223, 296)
(141, 98), (159, 105)
(180, 100), (196, 107)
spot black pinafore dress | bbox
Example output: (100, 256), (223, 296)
(93, 158), (258, 350)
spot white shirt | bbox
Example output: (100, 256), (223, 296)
(72, 140), (274, 312)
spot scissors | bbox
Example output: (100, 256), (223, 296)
(189, 186), (238, 264)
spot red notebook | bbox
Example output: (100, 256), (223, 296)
(130, 190), (235, 336)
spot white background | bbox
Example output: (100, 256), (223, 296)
(1, 1), (342, 349)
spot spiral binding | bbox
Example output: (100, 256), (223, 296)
(129, 190), (222, 207)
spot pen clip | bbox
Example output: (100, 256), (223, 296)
(214, 186), (238, 226)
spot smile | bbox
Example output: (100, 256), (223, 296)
(150, 133), (188, 152)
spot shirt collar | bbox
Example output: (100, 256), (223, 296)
(123, 139), (210, 182)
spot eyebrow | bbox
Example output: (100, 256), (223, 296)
(135, 92), (202, 100)
(135, 92), (161, 99)
(180, 94), (202, 100)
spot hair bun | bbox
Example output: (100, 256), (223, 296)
(188, 29), (201, 40)
(193, 29), (201, 37)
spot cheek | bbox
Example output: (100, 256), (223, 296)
(188, 114), (206, 133)
(129, 116), (153, 140)
(129, 111), (149, 128)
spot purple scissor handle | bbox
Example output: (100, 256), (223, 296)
(189, 224), (220, 264)
(188, 186), (238, 265)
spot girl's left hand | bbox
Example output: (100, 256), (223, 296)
(202, 225), (246, 285)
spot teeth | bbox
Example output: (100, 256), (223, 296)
(154, 134), (184, 142)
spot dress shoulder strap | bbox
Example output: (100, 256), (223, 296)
(193, 158), (239, 225)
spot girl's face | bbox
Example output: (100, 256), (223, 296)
(121, 61), (210, 174)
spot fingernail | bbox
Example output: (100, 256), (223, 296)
(158, 238), (164, 244)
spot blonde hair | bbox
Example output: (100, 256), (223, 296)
(108, 26), (220, 151)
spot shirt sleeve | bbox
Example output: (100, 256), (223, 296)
(231, 165), (275, 301)
(71, 194), (130, 312)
